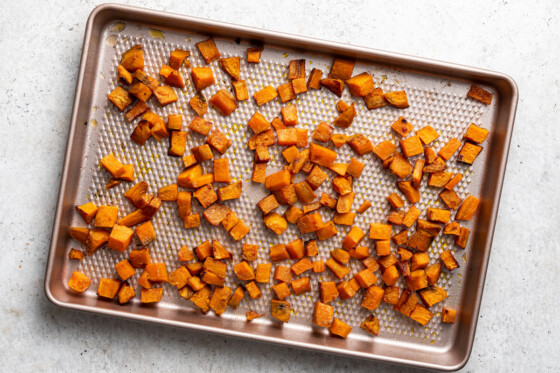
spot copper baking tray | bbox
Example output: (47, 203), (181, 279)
(45, 3), (518, 370)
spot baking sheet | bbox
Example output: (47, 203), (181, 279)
(45, 4), (518, 371)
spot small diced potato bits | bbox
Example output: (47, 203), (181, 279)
(68, 271), (91, 292)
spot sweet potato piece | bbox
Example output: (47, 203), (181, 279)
(188, 276), (205, 291)
(320, 78), (344, 97)
(295, 129), (308, 148)
(121, 44), (144, 72)
(255, 263), (272, 283)
(427, 208), (451, 224)
(423, 146), (437, 164)
(133, 70), (159, 91)
(333, 104), (356, 129)
(274, 184), (298, 205)
(251, 163), (267, 184)
(443, 222), (461, 236)
(106, 224), (134, 253)
(400, 135), (424, 158)
(441, 250), (459, 271)
(347, 134), (373, 156)
(329, 318), (352, 339)
(415, 219), (441, 237)
(336, 281), (356, 300)
(302, 240), (318, 257)
(439, 189), (461, 210)
(209, 286), (232, 316)
(156, 184), (177, 202)
(117, 282), (135, 304)
(286, 59), (305, 80)
(336, 192), (355, 213)
(281, 146), (299, 164)
(455, 227), (471, 249)
(194, 241), (212, 261)
(369, 223), (392, 240)
(326, 258), (350, 279)
(169, 49), (190, 69)
(361, 285), (384, 311)
(183, 214), (200, 229)
(174, 246), (193, 263)
(406, 269), (428, 291)
(254, 85), (278, 106)
(280, 206), (302, 226)
(162, 68), (185, 89)
(389, 152), (412, 179)
(209, 89), (237, 116)
(409, 304), (433, 326)
(246, 47), (263, 63)
(68, 271), (90, 292)
(467, 85), (492, 104)
(339, 226), (363, 251)
(196, 38), (220, 63)
(168, 266), (192, 289)
(307, 69), (323, 89)
(93, 205), (118, 228)
(442, 308), (457, 323)
(297, 212), (323, 234)
(444, 173), (463, 190)
(294, 181), (317, 203)
(257, 194), (279, 215)
(166, 114), (182, 132)
(346, 72), (374, 97)
(333, 212), (356, 226)
(151, 119), (170, 141)
(137, 270), (152, 289)
(391, 117), (413, 137)
(319, 193), (337, 210)
(245, 281), (261, 299)
(372, 141), (396, 162)
(418, 285), (447, 307)
(320, 281), (339, 303)
(97, 278), (121, 299)
(428, 172), (453, 188)
(464, 123), (489, 143)
(276, 128), (297, 146)
(188, 117), (212, 136)
(381, 286), (400, 305)
(100, 154), (125, 178)
(190, 285), (212, 312)
(263, 212), (288, 235)
(417, 125), (440, 145)
(191, 144), (214, 162)
(125, 100), (149, 122)
(271, 299), (291, 322)
(116, 164), (134, 182)
(211, 159), (230, 184)
(304, 166), (327, 191)
(313, 301), (335, 329)
(274, 264), (292, 283)
(362, 87), (387, 111)
(329, 134), (347, 149)
(68, 248), (86, 261)
(291, 277), (311, 295)
(227, 80), (248, 103)
(361, 257), (379, 272)
(193, 184), (217, 208)
(423, 263), (441, 287)
(233, 261), (256, 281)
(218, 56), (240, 80)
(385, 91), (409, 108)
(330, 248), (350, 264)
(145, 263), (168, 283)
(284, 238), (304, 259)
(456, 195), (480, 220)
(354, 269), (377, 289)
(332, 176), (352, 196)
(153, 86), (178, 106)
(311, 122), (333, 143)
(217, 181), (242, 201)
(117, 64), (133, 85)
(186, 93), (207, 116)
(272, 282), (291, 300)
(423, 157), (447, 173)
(406, 229), (432, 252)
(329, 57), (355, 80)
(76, 202), (98, 224)
(224, 286), (244, 310)
(382, 265), (399, 286)
(265, 169), (291, 192)
(255, 146), (271, 163)
(130, 120), (151, 145)
(247, 112), (271, 134)
(458, 142), (483, 164)
(277, 82), (296, 103)
(438, 138), (462, 160)
(281, 104), (298, 126)
(292, 77), (307, 94)
(202, 203), (231, 226)
(397, 181), (420, 204)
(316, 221), (338, 241)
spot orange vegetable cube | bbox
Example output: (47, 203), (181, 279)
(246, 47), (263, 63)
(326, 258), (350, 279)
(456, 195), (480, 220)
(68, 271), (91, 292)
(464, 123), (489, 144)
(97, 278), (121, 299)
(277, 82), (296, 103)
(307, 68), (322, 89)
(107, 86), (133, 112)
(292, 77), (308, 94)
(107, 224), (134, 252)
(400, 135), (424, 158)
(297, 212), (324, 234)
(153, 86), (178, 106)
(392, 117), (413, 137)
(196, 38), (220, 63)
(417, 125), (439, 145)
(442, 308), (457, 324)
(265, 169), (291, 192)
(209, 89), (237, 116)
(245, 281), (262, 299)
(312, 301), (334, 327)
(272, 282), (291, 300)
(248, 112), (271, 134)
(384, 90), (409, 108)
(141, 288), (163, 304)
(292, 277), (311, 295)
(254, 85), (278, 106)
(76, 202), (98, 224)
(232, 79), (249, 101)
(281, 104), (298, 126)
(467, 85), (493, 105)
(441, 250), (459, 270)
(329, 318), (352, 339)
(219, 56), (240, 79)
(438, 138), (462, 160)
(169, 49), (190, 69)
(263, 212), (287, 235)
(146, 263), (168, 282)
(94, 205), (118, 228)
(316, 221), (338, 241)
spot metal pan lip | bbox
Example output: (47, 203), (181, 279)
(45, 3), (519, 371)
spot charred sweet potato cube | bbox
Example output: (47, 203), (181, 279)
(458, 142), (483, 164)
(251, 163), (267, 184)
(292, 77), (307, 94)
(348, 134), (374, 156)
(306, 68), (323, 89)
(94, 205), (118, 228)
(68, 271), (91, 292)
(210, 286), (232, 316)
(265, 169), (291, 192)
(254, 85), (278, 106)
(441, 250), (459, 271)
(364, 88), (387, 110)
(209, 89), (237, 115)
(333, 104), (356, 129)
(417, 125), (439, 145)
(390, 152), (413, 179)
(130, 120), (151, 145)
(455, 227), (470, 249)
(291, 277), (311, 295)
(320, 78), (344, 97)
(121, 44), (144, 72)
(228, 80), (248, 102)
(247, 112), (271, 134)
(287, 59), (305, 79)
(263, 212), (288, 235)
(464, 123), (489, 144)
(277, 82), (296, 103)
(257, 194), (279, 215)
(203, 203), (231, 226)
(246, 47), (263, 63)
(97, 278), (121, 299)
(297, 212), (324, 234)
(400, 135), (424, 158)
(385, 90), (409, 108)
(467, 84), (493, 104)
(439, 190), (462, 211)
(346, 72), (374, 97)
(196, 38), (220, 63)
(456, 195), (480, 220)
(316, 221), (338, 241)
(361, 285), (384, 311)
(442, 308), (457, 323)
(169, 49), (190, 69)
(409, 304), (433, 326)
(218, 56), (240, 80)
(125, 101), (149, 122)
(153, 86), (178, 106)
(117, 64), (133, 85)
(281, 104), (298, 126)
(329, 318), (352, 339)
(337, 281), (356, 300)
(438, 138), (462, 160)
(274, 184), (298, 205)
(271, 299), (291, 322)
(255, 145), (271, 164)
(329, 57), (355, 81)
(217, 181), (242, 202)
(133, 70), (159, 91)
(392, 117), (413, 137)
(326, 258), (350, 279)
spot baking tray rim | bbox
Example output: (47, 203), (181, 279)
(44, 3), (519, 371)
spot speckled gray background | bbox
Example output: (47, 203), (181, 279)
(0, 0), (558, 372)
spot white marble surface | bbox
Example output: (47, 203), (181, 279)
(1, 0), (559, 371)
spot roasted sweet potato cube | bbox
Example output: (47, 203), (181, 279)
(247, 112), (271, 134)
(68, 248), (86, 261)
(333, 104), (356, 129)
(196, 38), (220, 63)
(254, 85), (278, 106)
(467, 85), (493, 104)
(345, 72), (374, 97)
(263, 212), (287, 235)
(211, 159), (230, 184)
(169, 49), (190, 69)
(168, 266), (191, 289)
(186, 93), (207, 116)
(329, 57), (355, 80)
(106, 224), (134, 253)
(281, 104), (298, 126)
(409, 304), (433, 326)
(125, 100), (149, 122)
(156, 184), (178, 203)
(369, 223), (392, 240)
(218, 56), (240, 80)
(326, 258), (350, 279)
(320, 78), (344, 97)
(310, 301), (335, 328)
(97, 278), (121, 299)
(254, 146), (271, 164)
(228, 80), (248, 102)
(389, 152), (413, 179)
(277, 82), (296, 103)
(362, 257), (380, 272)
(330, 134), (348, 148)
(382, 265), (399, 286)
(272, 282), (291, 300)
(337, 281), (356, 300)
(188, 117), (212, 136)
(281, 206), (302, 225)
(257, 194), (279, 215)
(400, 135), (424, 158)
(133, 70), (158, 91)
(265, 169), (291, 192)
(339, 226), (363, 251)
(116, 164), (134, 182)
(313, 122), (333, 143)
(130, 120), (151, 145)
(316, 221), (338, 241)
(336, 192), (355, 214)
(194, 241), (212, 261)
(297, 212), (323, 234)
(167, 114), (182, 132)
(392, 117), (413, 137)
(294, 181), (316, 203)
(464, 123), (489, 144)
(193, 184), (217, 208)
(442, 308), (457, 324)
(363, 87), (387, 110)
(458, 142), (483, 164)
(117, 64), (133, 84)
(151, 119), (170, 141)
(444, 173), (463, 190)
(348, 134), (374, 156)
(418, 285), (447, 307)
(93, 205), (118, 228)
(291, 277), (311, 295)
(163, 68), (185, 89)
(412, 159), (425, 189)
(121, 44), (144, 72)
(441, 250), (459, 270)
(333, 212), (356, 226)
(302, 202), (320, 214)
(100, 153), (125, 178)
(274, 264), (292, 283)
(153, 86), (178, 106)
(68, 271), (91, 292)
(203, 203), (231, 226)
(361, 285), (384, 311)
(354, 269), (377, 289)
(332, 176), (352, 196)
(117, 282), (136, 304)
(186, 262), (203, 277)
(292, 77), (307, 94)
(443, 221), (461, 236)
(329, 318), (352, 339)
(254, 263), (272, 283)
(191, 144), (214, 162)
(276, 128), (297, 146)
(233, 261), (256, 281)
(271, 299), (291, 322)
(330, 248), (350, 264)
(439, 190), (461, 211)
(455, 227), (470, 249)
(252, 163), (267, 184)
(282, 146), (299, 164)
(319, 193), (336, 210)
(373, 140), (396, 161)
(211, 240), (231, 260)
(210, 286), (232, 316)
(245, 281), (262, 299)
(304, 166), (327, 191)
(296, 129), (308, 149)
(217, 181), (242, 201)
(385, 90), (409, 108)
(398, 181), (420, 204)
(383, 286), (400, 305)
(438, 138), (462, 160)
(306, 68), (322, 89)
(190, 286), (211, 312)
(385, 194), (403, 211)
(426, 208), (450, 224)
(246, 47), (263, 63)
(423, 157), (447, 173)
(406, 229), (432, 252)
(274, 184), (298, 205)
(417, 125), (440, 145)
(456, 195), (480, 220)
(406, 269), (428, 291)
(76, 202), (98, 224)
(184, 214), (201, 229)
(145, 262), (168, 283)
(209, 89), (237, 115)
(319, 281), (339, 303)
(188, 276), (205, 291)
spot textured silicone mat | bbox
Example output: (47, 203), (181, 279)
(71, 19), (496, 349)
